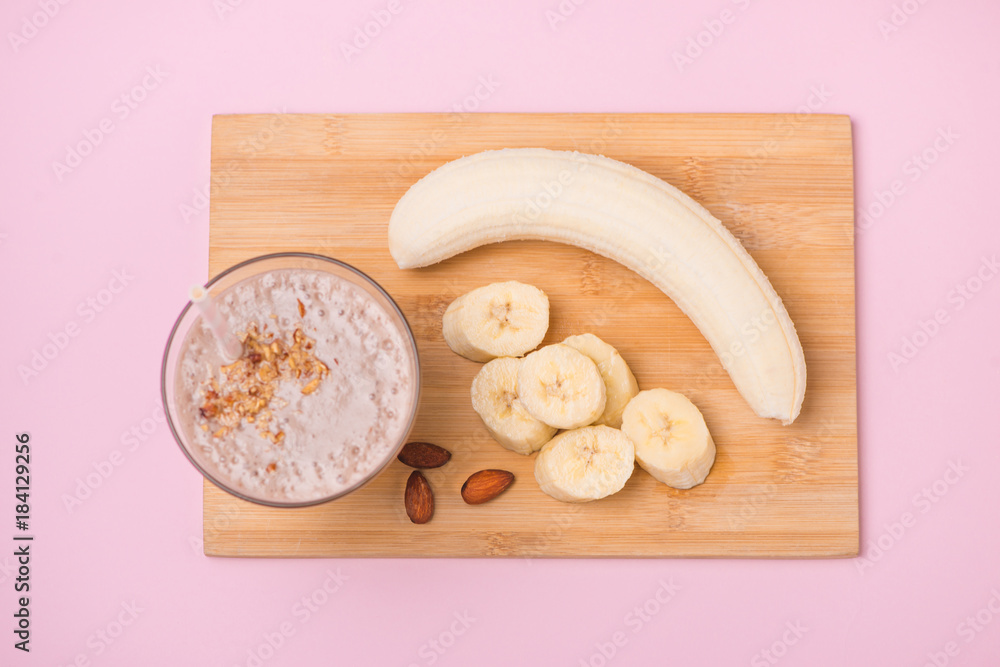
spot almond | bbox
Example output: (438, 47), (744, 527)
(404, 471), (434, 524)
(461, 469), (514, 505)
(397, 442), (452, 469)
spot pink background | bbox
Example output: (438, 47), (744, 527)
(2, 0), (999, 665)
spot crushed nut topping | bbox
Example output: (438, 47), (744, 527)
(198, 323), (329, 444)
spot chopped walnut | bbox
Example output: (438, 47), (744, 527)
(197, 323), (328, 444)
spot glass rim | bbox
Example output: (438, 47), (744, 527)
(160, 251), (421, 508)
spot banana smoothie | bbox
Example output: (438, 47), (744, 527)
(174, 268), (416, 503)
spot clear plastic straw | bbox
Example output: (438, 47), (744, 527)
(189, 285), (243, 362)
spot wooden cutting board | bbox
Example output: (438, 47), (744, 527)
(204, 113), (857, 558)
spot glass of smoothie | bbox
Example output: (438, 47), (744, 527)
(161, 253), (420, 507)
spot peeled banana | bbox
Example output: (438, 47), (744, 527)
(389, 148), (806, 424)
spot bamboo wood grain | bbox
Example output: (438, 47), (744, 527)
(204, 113), (858, 558)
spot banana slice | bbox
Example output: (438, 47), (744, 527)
(442, 281), (549, 362)
(534, 425), (635, 502)
(621, 388), (716, 489)
(471, 358), (557, 455)
(562, 333), (639, 428)
(516, 344), (606, 430)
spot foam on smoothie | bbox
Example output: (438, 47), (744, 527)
(175, 268), (415, 502)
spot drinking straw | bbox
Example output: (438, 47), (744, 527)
(189, 285), (243, 361)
